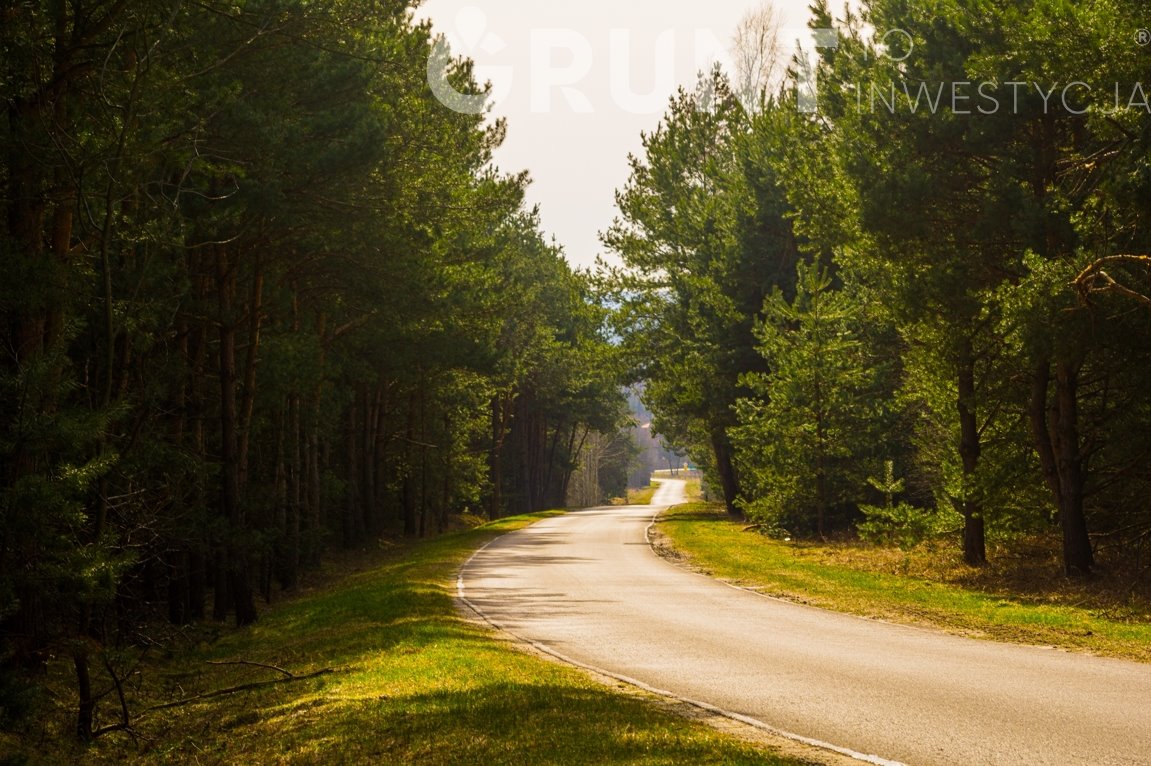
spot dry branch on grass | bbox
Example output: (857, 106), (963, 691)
(205, 659), (295, 677)
(149, 664), (336, 711)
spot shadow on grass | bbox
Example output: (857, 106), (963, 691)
(659, 503), (728, 524)
(142, 678), (782, 766)
(67, 517), (795, 766)
(121, 596), (784, 765)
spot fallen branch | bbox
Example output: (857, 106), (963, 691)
(205, 659), (294, 678)
(148, 668), (335, 711)
(91, 653), (132, 739)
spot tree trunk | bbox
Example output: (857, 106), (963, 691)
(237, 258), (264, 488)
(283, 287), (303, 587)
(1029, 361), (1062, 508)
(73, 649), (94, 741)
(814, 396), (827, 539)
(371, 383), (389, 530)
(956, 337), (986, 566)
(286, 392), (302, 589)
(167, 550), (187, 625)
(187, 549), (206, 622)
(273, 400), (292, 591)
(1055, 361), (1093, 576)
(215, 247), (256, 626)
(305, 418), (322, 567)
(1030, 358), (1094, 576)
(559, 424), (588, 505)
(439, 413), (453, 533)
(402, 389), (419, 536)
(710, 430), (742, 519)
(306, 311), (327, 566)
(192, 309), (210, 618)
(487, 392), (512, 519)
(418, 385), (430, 538)
(344, 398), (362, 546)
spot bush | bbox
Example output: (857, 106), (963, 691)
(858, 501), (937, 551)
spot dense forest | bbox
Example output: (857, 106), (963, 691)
(4, 0), (1151, 752)
(0, 0), (631, 740)
(606, 0), (1151, 576)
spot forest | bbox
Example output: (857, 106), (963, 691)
(0, 0), (631, 741)
(2, 0), (1150, 754)
(606, 0), (1151, 577)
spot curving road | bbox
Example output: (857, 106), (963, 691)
(458, 479), (1151, 766)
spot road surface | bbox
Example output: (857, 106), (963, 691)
(459, 479), (1151, 766)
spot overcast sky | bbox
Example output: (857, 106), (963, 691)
(415, 1), (823, 271)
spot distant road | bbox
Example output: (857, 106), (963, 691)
(459, 479), (1151, 766)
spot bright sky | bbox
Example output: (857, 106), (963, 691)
(416, 1), (823, 271)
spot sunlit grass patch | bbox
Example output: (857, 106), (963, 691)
(622, 485), (658, 505)
(656, 502), (1151, 662)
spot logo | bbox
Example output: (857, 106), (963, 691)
(426, 6), (804, 116)
(427, 7), (511, 115)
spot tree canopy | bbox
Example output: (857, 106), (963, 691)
(604, 0), (1151, 578)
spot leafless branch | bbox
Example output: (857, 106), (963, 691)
(1073, 255), (1151, 313)
(148, 667), (336, 710)
(731, 2), (785, 114)
(205, 659), (294, 677)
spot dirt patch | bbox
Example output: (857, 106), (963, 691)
(646, 520), (691, 566)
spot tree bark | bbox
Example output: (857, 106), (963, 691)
(1029, 361), (1062, 507)
(237, 258), (264, 488)
(710, 430), (743, 520)
(344, 397), (362, 546)
(1029, 358), (1094, 576)
(73, 649), (94, 741)
(402, 388), (420, 536)
(487, 391), (513, 519)
(286, 392), (302, 589)
(1054, 361), (1094, 576)
(215, 247), (257, 626)
(956, 336), (986, 566)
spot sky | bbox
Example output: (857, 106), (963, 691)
(415, 1), (824, 271)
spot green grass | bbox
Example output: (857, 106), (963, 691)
(11, 513), (801, 765)
(622, 485), (658, 505)
(655, 503), (1151, 663)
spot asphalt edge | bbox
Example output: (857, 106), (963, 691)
(455, 511), (906, 766)
(642, 508), (906, 766)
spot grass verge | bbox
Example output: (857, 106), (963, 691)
(10, 512), (803, 765)
(654, 503), (1151, 663)
(621, 485), (657, 505)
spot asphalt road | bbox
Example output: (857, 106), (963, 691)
(458, 479), (1151, 766)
